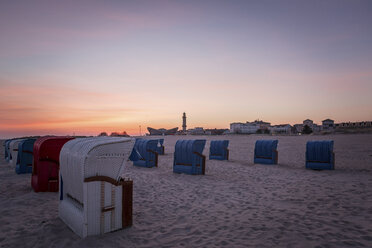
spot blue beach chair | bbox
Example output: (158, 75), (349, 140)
(130, 139), (158, 168)
(306, 140), (335, 170)
(209, 140), (229, 160)
(129, 138), (141, 161)
(16, 138), (36, 174)
(173, 140), (206, 175)
(254, 140), (278, 164)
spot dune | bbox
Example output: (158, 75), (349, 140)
(1, 134), (372, 247)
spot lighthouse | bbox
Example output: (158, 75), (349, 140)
(182, 112), (187, 132)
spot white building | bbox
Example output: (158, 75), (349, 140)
(254, 120), (271, 130)
(270, 124), (292, 134)
(189, 127), (205, 135)
(230, 120), (271, 134)
(230, 122), (259, 134)
(322, 119), (335, 131)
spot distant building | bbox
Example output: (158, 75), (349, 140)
(204, 128), (229, 135)
(110, 131), (130, 137)
(147, 127), (178, 135)
(230, 120), (271, 134)
(189, 127), (205, 135)
(230, 122), (258, 134)
(335, 121), (372, 129)
(312, 124), (321, 133)
(303, 119), (314, 129)
(322, 119), (335, 131)
(254, 120), (271, 130)
(182, 112), (187, 132)
(270, 124), (292, 134)
(293, 124), (303, 134)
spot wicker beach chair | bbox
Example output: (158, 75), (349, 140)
(130, 139), (158, 168)
(59, 137), (134, 238)
(31, 136), (74, 192)
(173, 139), (206, 175)
(9, 139), (26, 168)
(254, 140), (278, 165)
(15, 138), (36, 174)
(306, 140), (335, 170)
(209, 140), (229, 160)
(4, 139), (11, 161)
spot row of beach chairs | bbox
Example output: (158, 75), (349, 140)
(128, 138), (335, 174)
(3, 136), (335, 238)
(4, 136), (134, 238)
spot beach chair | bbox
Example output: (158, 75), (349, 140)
(9, 139), (26, 168)
(59, 137), (134, 238)
(130, 139), (158, 168)
(6, 139), (15, 163)
(4, 139), (12, 162)
(6, 139), (15, 162)
(156, 139), (165, 155)
(254, 140), (278, 164)
(15, 138), (36, 174)
(173, 139), (206, 175)
(31, 136), (74, 192)
(306, 140), (335, 170)
(209, 140), (229, 160)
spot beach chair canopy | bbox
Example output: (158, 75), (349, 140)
(15, 138), (36, 174)
(306, 140), (334, 170)
(173, 139), (206, 175)
(129, 138), (142, 161)
(9, 139), (26, 167)
(130, 139), (158, 168)
(59, 137), (134, 238)
(31, 136), (74, 192)
(209, 140), (229, 160)
(254, 140), (278, 164)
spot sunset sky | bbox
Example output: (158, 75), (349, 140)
(1, 0), (371, 138)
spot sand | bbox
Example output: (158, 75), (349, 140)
(1, 134), (372, 247)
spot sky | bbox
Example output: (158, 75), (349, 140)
(0, 0), (371, 138)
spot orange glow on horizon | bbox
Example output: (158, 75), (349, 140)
(1, 1), (372, 139)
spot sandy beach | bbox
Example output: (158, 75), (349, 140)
(1, 134), (372, 248)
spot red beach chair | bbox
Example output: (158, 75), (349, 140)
(31, 136), (74, 192)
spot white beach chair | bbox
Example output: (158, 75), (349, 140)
(9, 139), (25, 168)
(59, 137), (135, 238)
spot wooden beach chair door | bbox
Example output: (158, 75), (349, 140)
(85, 177), (133, 236)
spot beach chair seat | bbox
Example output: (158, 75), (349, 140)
(254, 140), (278, 164)
(130, 139), (158, 168)
(15, 138), (36, 174)
(59, 137), (134, 238)
(31, 136), (74, 192)
(173, 140), (206, 175)
(209, 140), (229, 160)
(306, 140), (335, 170)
